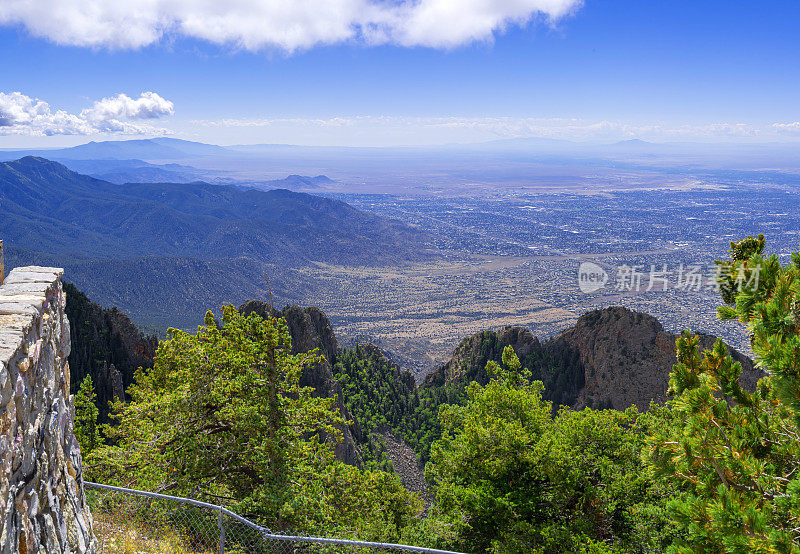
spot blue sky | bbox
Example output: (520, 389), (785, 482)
(1, 0), (799, 147)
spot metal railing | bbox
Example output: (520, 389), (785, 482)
(85, 481), (464, 554)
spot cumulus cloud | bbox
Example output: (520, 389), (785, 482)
(0, 91), (174, 136)
(383, 0), (581, 48)
(0, 0), (582, 52)
(82, 92), (174, 122)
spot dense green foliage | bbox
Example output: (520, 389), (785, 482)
(407, 383), (466, 461)
(523, 344), (586, 410)
(71, 233), (800, 552)
(334, 343), (467, 464)
(409, 341), (586, 463)
(73, 375), (102, 456)
(426, 331), (585, 411)
(87, 306), (421, 540)
(416, 347), (674, 553)
(334, 346), (466, 462)
(335, 346), (416, 435)
(334, 345), (416, 470)
(648, 236), (800, 552)
(649, 335), (800, 552)
(336, 332), (586, 466)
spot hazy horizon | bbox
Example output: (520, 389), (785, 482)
(6, 135), (800, 151)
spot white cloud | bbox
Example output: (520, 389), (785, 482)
(195, 115), (771, 142)
(383, 0), (582, 48)
(0, 0), (582, 52)
(82, 92), (174, 122)
(0, 92), (174, 136)
(772, 122), (800, 134)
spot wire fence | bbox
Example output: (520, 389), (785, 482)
(84, 482), (464, 554)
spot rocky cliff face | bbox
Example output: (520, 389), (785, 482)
(554, 307), (759, 410)
(64, 282), (157, 424)
(239, 301), (362, 467)
(0, 267), (96, 552)
(425, 306), (761, 411)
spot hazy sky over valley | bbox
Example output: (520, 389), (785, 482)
(1, 0), (799, 147)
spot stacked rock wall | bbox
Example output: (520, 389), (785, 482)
(0, 267), (96, 553)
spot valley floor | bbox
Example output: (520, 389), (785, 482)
(296, 250), (750, 378)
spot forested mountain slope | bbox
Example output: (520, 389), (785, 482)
(359, 306), (761, 461)
(70, 281), (760, 474)
(0, 156), (431, 330)
(0, 156), (429, 264)
(64, 283), (158, 424)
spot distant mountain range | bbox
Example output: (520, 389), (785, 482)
(58, 159), (209, 184)
(0, 156), (431, 330)
(0, 138), (229, 161)
(250, 174), (335, 191)
(4, 136), (800, 167)
(0, 139), (342, 190)
(4, 137), (800, 197)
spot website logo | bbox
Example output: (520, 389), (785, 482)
(578, 262), (609, 293)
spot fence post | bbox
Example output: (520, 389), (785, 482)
(0, 240), (4, 286)
(218, 508), (225, 554)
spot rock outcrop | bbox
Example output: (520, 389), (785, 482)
(239, 301), (362, 467)
(63, 282), (157, 425)
(554, 307), (759, 410)
(0, 267), (96, 552)
(424, 306), (761, 411)
(424, 327), (542, 388)
(381, 432), (431, 508)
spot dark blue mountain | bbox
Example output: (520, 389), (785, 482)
(0, 156), (427, 264)
(0, 138), (230, 161)
(0, 157), (432, 330)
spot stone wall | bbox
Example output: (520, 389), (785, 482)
(0, 267), (96, 553)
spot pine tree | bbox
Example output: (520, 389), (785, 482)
(649, 235), (800, 552)
(73, 375), (102, 455)
(87, 305), (420, 539)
